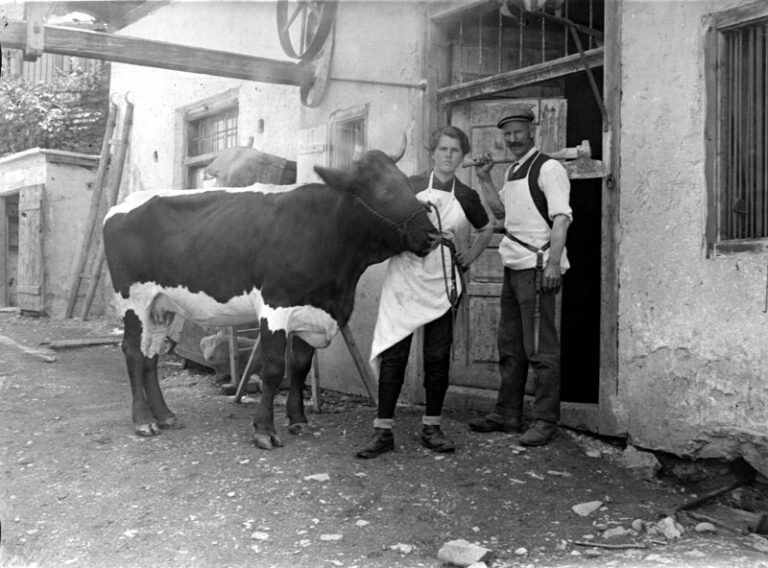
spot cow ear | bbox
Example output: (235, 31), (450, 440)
(314, 166), (351, 191)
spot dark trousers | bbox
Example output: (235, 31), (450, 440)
(494, 267), (561, 423)
(377, 309), (454, 419)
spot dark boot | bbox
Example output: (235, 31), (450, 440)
(468, 414), (523, 433)
(519, 420), (557, 446)
(421, 425), (455, 453)
(355, 427), (395, 459)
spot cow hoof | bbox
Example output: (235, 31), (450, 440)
(288, 422), (310, 436)
(134, 422), (161, 437)
(157, 415), (182, 430)
(252, 432), (283, 449)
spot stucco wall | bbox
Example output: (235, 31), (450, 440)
(109, 1), (299, 195)
(618, 0), (768, 464)
(299, 1), (428, 399)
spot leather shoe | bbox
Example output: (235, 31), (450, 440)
(519, 421), (557, 446)
(355, 427), (394, 459)
(421, 425), (455, 453)
(468, 415), (523, 433)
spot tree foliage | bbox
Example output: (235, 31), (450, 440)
(0, 64), (109, 158)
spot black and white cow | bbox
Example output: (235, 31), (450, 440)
(103, 150), (437, 449)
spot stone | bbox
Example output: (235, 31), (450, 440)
(648, 516), (684, 540)
(602, 526), (631, 539)
(572, 501), (603, 517)
(619, 446), (661, 480)
(437, 539), (491, 566)
(514, 547), (527, 555)
(304, 473), (330, 482)
(694, 522), (717, 533)
(251, 531), (269, 541)
(631, 518), (646, 532)
(389, 543), (414, 554)
(467, 563), (488, 568)
(319, 534), (343, 541)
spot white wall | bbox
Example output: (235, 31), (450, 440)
(109, 1), (299, 197)
(298, 1), (429, 399)
(618, 0), (768, 466)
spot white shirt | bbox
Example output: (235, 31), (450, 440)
(498, 147), (572, 271)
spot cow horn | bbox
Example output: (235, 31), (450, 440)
(388, 132), (407, 163)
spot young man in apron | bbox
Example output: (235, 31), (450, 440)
(357, 126), (493, 459)
(470, 108), (572, 447)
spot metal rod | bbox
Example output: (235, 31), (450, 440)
(568, 24), (608, 130)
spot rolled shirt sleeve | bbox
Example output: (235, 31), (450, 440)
(538, 159), (573, 222)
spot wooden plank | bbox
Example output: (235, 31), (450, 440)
(0, 197), (6, 307)
(340, 324), (378, 406)
(704, 23), (720, 256)
(46, 337), (123, 349)
(81, 101), (134, 321)
(17, 184), (45, 314)
(437, 47), (603, 105)
(712, 0), (768, 30)
(598, 0), (622, 436)
(0, 20), (311, 87)
(65, 101), (118, 318)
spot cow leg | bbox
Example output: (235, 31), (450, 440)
(251, 326), (286, 450)
(286, 336), (314, 435)
(142, 352), (180, 431)
(123, 311), (178, 436)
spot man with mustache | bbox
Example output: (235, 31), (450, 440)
(470, 109), (572, 447)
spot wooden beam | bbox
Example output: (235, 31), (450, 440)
(0, 20), (312, 87)
(599, 0), (622, 436)
(437, 47), (603, 104)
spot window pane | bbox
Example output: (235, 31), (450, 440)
(333, 117), (366, 170)
(188, 107), (238, 158)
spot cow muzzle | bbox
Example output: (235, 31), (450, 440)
(403, 207), (439, 257)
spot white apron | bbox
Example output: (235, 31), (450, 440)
(370, 173), (470, 375)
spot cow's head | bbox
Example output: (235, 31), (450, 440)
(314, 150), (438, 257)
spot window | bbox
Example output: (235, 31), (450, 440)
(706, 3), (768, 251)
(181, 92), (239, 189)
(330, 105), (368, 170)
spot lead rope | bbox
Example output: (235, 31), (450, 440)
(425, 202), (463, 313)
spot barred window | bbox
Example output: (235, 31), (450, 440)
(180, 92), (239, 189)
(706, 3), (768, 250)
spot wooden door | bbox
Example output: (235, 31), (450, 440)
(17, 184), (45, 313)
(450, 99), (566, 391)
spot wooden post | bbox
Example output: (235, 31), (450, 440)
(340, 324), (378, 406)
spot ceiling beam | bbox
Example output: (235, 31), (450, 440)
(437, 47), (603, 105)
(0, 20), (312, 87)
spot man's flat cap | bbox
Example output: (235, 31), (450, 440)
(497, 109), (535, 128)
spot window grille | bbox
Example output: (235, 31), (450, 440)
(720, 19), (768, 240)
(187, 108), (239, 158)
(437, 0), (603, 88)
(181, 95), (239, 189)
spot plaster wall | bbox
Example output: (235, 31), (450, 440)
(109, 1), (299, 197)
(618, 0), (768, 465)
(298, 1), (428, 399)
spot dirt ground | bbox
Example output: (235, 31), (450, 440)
(2, 312), (768, 568)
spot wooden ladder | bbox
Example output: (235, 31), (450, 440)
(65, 97), (134, 320)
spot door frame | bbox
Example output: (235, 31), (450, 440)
(422, 2), (622, 436)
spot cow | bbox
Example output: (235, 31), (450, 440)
(103, 149), (438, 449)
